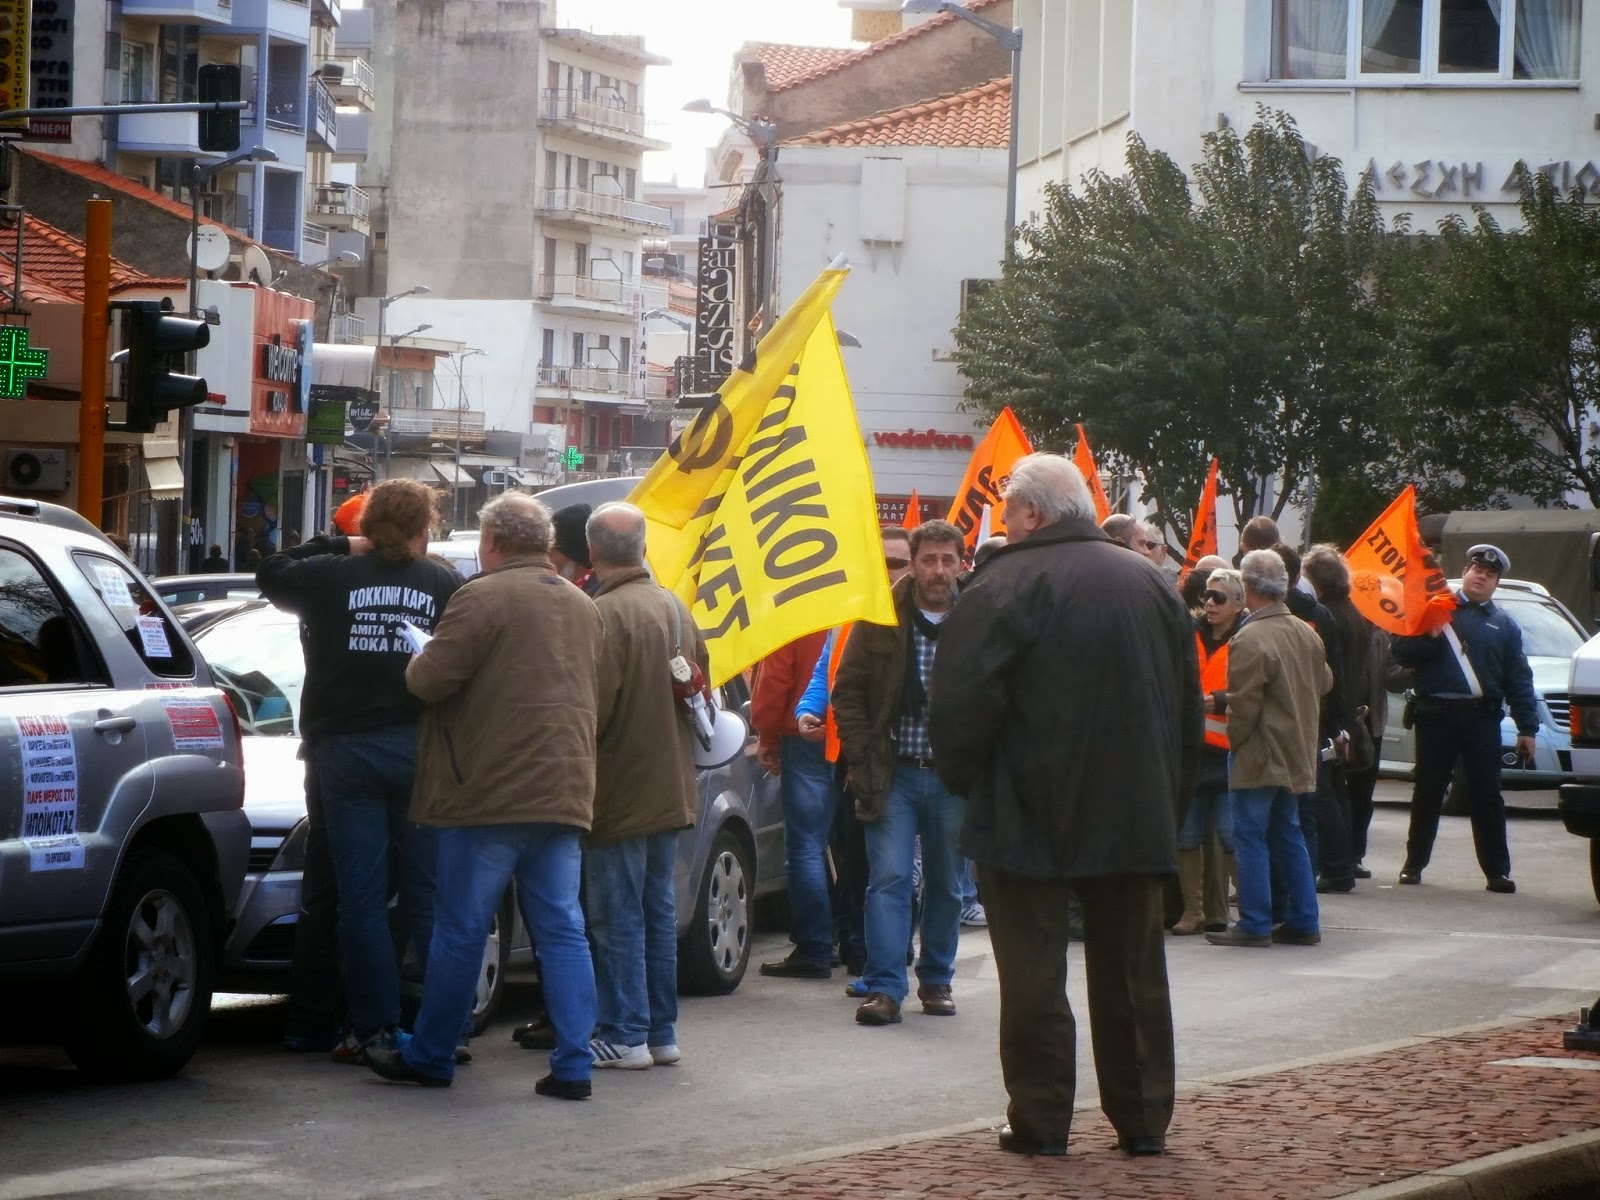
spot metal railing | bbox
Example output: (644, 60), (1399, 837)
(536, 364), (628, 394)
(330, 312), (366, 343)
(535, 273), (636, 306)
(322, 55), (375, 95)
(314, 183), (370, 219)
(537, 188), (670, 229)
(539, 89), (649, 139)
(302, 221), (330, 247)
(388, 408), (487, 436)
(667, 217), (710, 236)
(307, 77), (337, 138)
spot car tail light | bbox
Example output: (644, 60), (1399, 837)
(1570, 701), (1600, 743)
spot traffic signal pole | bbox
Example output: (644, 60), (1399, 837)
(77, 199), (111, 526)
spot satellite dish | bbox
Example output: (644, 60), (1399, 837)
(188, 225), (230, 273)
(240, 245), (273, 286)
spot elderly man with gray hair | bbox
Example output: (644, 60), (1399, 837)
(367, 493), (603, 1100)
(583, 502), (707, 1071)
(1208, 549), (1330, 950)
(931, 453), (1201, 1159)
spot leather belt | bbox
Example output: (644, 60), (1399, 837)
(898, 755), (936, 770)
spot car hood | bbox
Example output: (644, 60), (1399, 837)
(1531, 657), (1570, 696)
(241, 736), (309, 833)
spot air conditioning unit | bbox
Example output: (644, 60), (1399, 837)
(6, 447), (68, 492)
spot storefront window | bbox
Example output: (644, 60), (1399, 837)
(1274, 0), (1349, 79)
(1514, 0), (1581, 78)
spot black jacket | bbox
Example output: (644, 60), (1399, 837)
(929, 518), (1203, 881)
(257, 535), (463, 741)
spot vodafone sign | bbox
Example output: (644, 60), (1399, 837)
(873, 428), (975, 451)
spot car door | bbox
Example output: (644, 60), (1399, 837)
(0, 541), (151, 966)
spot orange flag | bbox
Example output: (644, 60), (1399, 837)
(1073, 424), (1112, 522)
(1346, 485), (1452, 636)
(1183, 458), (1220, 570)
(902, 489), (922, 531)
(947, 408), (1032, 549)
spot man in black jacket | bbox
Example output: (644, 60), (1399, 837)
(931, 454), (1202, 1159)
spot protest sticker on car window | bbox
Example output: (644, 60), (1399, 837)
(136, 615), (173, 659)
(18, 712), (83, 872)
(92, 562), (136, 612)
(164, 700), (223, 752)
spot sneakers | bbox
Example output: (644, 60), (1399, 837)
(535, 1073), (591, 1101)
(917, 983), (956, 1016)
(960, 903), (988, 928)
(843, 977), (869, 999)
(331, 1027), (410, 1066)
(758, 952), (832, 980)
(854, 991), (902, 1026)
(649, 1043), (681, 1066)
(455, 1040), (472, 1065)
(590, 1039), (652, 1069)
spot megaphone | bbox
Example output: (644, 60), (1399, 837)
(690, 689), (749, 770)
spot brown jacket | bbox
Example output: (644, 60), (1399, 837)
(832, 575), (917, 822)
(589, 568), (707, 847)
(1226, 602), (1333, 795)
(406, 554), (602, 829)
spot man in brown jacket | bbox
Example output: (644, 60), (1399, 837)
(1208, 549), (1330, 949)
(584, 502), (706, 1070)
(365, 493), (603, 1100)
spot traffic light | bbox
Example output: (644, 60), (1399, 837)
(119, 300), (210, 434)
(198, 64), (241, 153)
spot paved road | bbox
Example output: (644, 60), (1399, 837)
(2, 809), (1596, 1200)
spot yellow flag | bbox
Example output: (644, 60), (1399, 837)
(629, 265), (895, 685)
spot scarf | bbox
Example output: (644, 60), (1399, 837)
(901, 607), (943, 720)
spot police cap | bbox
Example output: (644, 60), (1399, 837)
(1465, 543), (1510, 576)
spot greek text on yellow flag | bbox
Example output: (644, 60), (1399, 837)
(630, 268), (895, 685)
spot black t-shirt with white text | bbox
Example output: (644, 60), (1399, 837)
(257, 536), (463, 740)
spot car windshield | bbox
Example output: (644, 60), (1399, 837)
(1498, 594), (1585, 659)
(192, 609), (305, 736)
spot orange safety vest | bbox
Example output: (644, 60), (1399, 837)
(824, 622), (855, 763)
(1197, 631), (1229, 750)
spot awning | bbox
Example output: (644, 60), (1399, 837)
(143, 456), (184, 501)
(505, 467), (538, 485)
(431, 460), (475, 487)
(312, 343), (376, 389)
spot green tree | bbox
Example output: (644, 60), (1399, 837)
(955, 109), (1390, 540)
(1383, 168), (1600, 510)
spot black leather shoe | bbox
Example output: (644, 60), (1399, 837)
(534, 1073), (591, 1101)
(1316, 877), (1355, 894)
(1119, 1135), (1165, 1156)
(366, 1046), (450, 1087)
(1353, 862), (1373, 880)
(1398, 866), (1423, 885)
(515, 1015), (558, 1050)
(759, 953), (832, 980)
(1486, 875), (1517, 894)
(998, 1124), (1067, 1156)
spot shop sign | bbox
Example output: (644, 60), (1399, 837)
(250, 290), (313, 438)
(872, 429), (976, 451)
(0, 0), (31, 134)
(348, 395), (378, 431)
(876, 495), (948, 525)
(693, 222), (738, 386)
(27, 0), (71, 143)
(305, 397), (345, 445)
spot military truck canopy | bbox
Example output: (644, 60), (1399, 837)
(1441, 510), (1600, 630)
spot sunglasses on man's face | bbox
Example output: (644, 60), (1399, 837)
(1202, 591), (1233, 605)
(885, 556), (910, 570)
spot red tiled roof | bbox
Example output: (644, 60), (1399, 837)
(769, 0), (1008, 93)
(747, 42), (857, 91)
(0, 214), (177, 305)
(788, 77), (1012, 148)
(16, 146), (271, 250)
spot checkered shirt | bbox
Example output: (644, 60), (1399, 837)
(894, 619), (938, 760)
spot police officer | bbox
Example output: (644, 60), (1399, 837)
(1392, 544), (1536, 893)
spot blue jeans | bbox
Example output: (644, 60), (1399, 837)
(586, 831), (679, 1049)
(314, 726), (435, 1039)
(780, 736), (838, 966)
(1233, 785), (1319, 938)
(957, 858), (979, 908)
(403, 823), (596, 1083)
(1178, 781), (1235, 853)
(862, 764), (964, 1003)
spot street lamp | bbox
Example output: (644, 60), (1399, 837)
(450, 347), (486, 528)
(901, 0), (1023, 250)
(683, 98), (781, 343)
(271, 249), (361, 287)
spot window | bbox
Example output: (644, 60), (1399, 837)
(0, 548), (89, 687)
(121, 41), (154, 103)
(571, 332), (585, 364)
(959, 278), (997, 314)
(159, 26), (199, 103)
(544, 150), (557, 191)
(541, 328), (556, 365)
(72, 553), (194, 679)
(624, 167), (637, 199)
(1270, 0), (1580, 80)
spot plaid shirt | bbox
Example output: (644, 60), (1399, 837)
(894, 618), (939, 761)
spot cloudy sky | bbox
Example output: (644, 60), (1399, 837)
(567, 0), (859, 184)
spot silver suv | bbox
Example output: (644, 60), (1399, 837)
(0, 497), (250, 1080)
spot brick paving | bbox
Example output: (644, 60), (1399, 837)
(641, 1018), (1600, 1200)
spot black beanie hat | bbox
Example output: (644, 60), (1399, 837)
(553, 503), (592, 568)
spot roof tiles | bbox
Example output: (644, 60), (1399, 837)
(748, 43), (858, 91)
(769, 0), (1008, 93)
(788, 77), (1012, 149)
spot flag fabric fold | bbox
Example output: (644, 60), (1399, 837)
(902, 489), (922, 531)
(1345, 485), (1451, 636)
(1184, 458), (1220, 570)
(947, 407), (1032, 549)
(1073, 424), (1112, 523)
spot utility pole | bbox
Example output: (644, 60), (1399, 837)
(76, 199), (111, 526)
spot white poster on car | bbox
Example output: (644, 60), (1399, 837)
(18, 712), (83, 871)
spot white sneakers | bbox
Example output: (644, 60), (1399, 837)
(961, 903), (988, 928)
(649, 1043), (681, 1066)
(589, 1039), (682, 1068)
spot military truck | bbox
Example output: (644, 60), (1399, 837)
(1439, 510), (1600, 633)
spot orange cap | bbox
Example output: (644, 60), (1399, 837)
(333, 493), (368, 536)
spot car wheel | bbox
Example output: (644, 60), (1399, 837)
(1590, 839), (1600, 909)
(65, 848), (215, 1081)
(679, 828), (753, 996)
(471, 891), (514, 1035)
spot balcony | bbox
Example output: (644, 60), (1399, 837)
(307, 78), (337, 151)
(336, 5), (373, 53)
(120, 0), (232, 25)
(229, 0), (315, 40)
(302, 221), (330, 252)
(536, 364), (629, 399)
(330, 312), (366, 344)
(387, 408), (486, 438)
(312, 183), (370, 235)
(312, 0), (341, 27)
(536, 188), (670, 233)
(535, 273), (637, 319)
(537, 90), (668, 152)
(321, 56), (375, 110)
(116, 110), (204, 157)
(333, 111), (369, 162)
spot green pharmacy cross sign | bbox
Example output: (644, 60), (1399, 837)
(561, 446), (584, 470)
(0, 326), (49, 399)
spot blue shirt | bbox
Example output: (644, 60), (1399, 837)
(795, 627), (836, 722)
(1392, 593), (1539, 735)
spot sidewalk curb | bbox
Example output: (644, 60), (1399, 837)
(1340, 1130), (1600, 1199)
